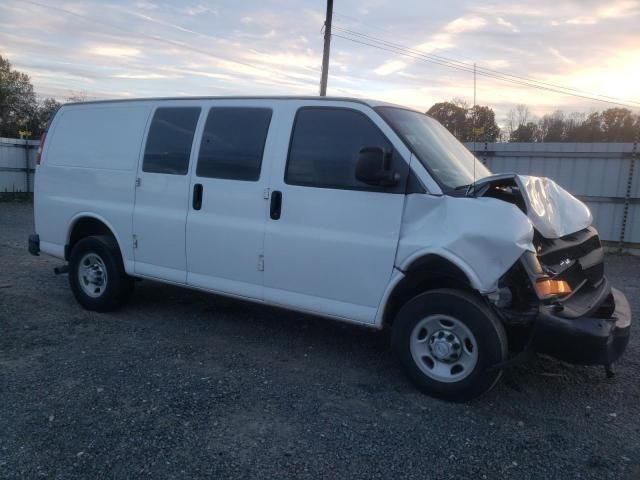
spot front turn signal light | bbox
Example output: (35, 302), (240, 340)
(535, 278), (572, 297)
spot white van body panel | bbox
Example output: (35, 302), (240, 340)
(185, 99), (286, 301)
(35, 103), (152, 267)
(395, 194), (535, 292)
(131, 100), (204, 284)
(34, 96), (539, 329)
(262, 100), (413, 324)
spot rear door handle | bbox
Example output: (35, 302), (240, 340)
(270, 190), (282, 220)
(193, 183), (203, 210)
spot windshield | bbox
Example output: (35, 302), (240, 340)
(376, 106), (491, 191)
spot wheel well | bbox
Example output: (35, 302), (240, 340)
(383, 255), (473, 327)
(66, 217), (116, 260)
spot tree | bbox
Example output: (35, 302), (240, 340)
(467, 105), (500, 142)
(600, 108), (636, 142)
(510, 122), (538, 142)
(537, 111), (566, 142)
(0, 55), (62, 138)
(427, 100), (500, 142)
(506, 104), (531, 139)
(33, 97), (62, 134)
(0, 55), (38, 137)
(427, 101), (467, 139)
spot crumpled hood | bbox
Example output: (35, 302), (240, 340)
(474, 173), (592, 239)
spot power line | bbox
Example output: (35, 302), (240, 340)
(332, 17), (640, 107)
(334, 26), (640, 106)
(332, 25), (640, 109)
(20, 0), (315, 88)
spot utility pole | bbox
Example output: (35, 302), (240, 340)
(319, 0), (333, 96)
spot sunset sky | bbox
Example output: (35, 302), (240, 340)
(1, 0), (639, 125)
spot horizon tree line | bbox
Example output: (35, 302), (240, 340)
(427, 98), (640, 143)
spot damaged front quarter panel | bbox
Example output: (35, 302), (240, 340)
(396, 194), (535, 292)
(474, 174), (592, 239)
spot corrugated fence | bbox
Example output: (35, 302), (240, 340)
(466, 142), (638, 248)
(1, 137), (637, 247)
(0, 137), (38, 194)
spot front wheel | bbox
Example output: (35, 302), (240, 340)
(68, 235), (133, 312)
(391, 289), (508, 402)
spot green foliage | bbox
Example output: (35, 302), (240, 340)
(505, 106), (640, 143)
(510, 122), (538, 142)
(0, 55), (61, 138)
(427, 100), (501, 142)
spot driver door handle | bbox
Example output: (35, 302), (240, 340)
(193, 183), (203, 210)
(270, 190), (282, 220)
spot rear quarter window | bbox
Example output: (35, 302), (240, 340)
(46, 105), (151, 170)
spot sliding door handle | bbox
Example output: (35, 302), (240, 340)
(270, 190), (282, 220)
(193, 183), (203, 210)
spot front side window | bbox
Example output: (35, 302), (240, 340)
(196, 108), (272, 181)
(143, 107), (201, 175)
(286, 108), (394, 190)
(376, 106), (491, 192)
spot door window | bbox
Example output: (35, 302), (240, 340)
(142, 107), (201, 175)
(285, 107), (396, 190)
(196, 108), (272, 181)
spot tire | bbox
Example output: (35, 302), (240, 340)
(68, 235), (133, 312)
(391, 288), (508, 402)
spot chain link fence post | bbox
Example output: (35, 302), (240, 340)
(619, 137), (638, 254)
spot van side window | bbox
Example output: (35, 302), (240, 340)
(196, 108), (272, 181)
(143, 107), (201, 175)
(285, 108), (393, 190)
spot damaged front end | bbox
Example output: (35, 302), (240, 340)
(477, 174), (632, 371)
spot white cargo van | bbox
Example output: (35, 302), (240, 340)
(29, 97), (631, 400)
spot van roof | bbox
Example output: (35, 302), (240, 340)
(63, 96), (405, 109)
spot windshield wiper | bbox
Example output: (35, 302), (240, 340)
(454, 183), (476, 196)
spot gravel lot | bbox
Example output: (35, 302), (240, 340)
(1, 201), (639, 479)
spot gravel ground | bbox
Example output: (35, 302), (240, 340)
(1, 201), (639, 480)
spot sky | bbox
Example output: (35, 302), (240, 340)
(1, 0), (639, 125)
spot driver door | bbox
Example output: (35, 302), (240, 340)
(262, 104), (410, 323)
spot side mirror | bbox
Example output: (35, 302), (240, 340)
(355, 147), (399, 187)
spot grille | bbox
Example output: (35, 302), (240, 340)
(535, 227), (604, 289)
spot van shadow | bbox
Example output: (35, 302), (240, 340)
(129, 279), (624, 403)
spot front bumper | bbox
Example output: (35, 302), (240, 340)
(533, 288), (631, 365)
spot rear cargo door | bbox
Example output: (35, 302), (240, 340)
(132, 105), (202, 283)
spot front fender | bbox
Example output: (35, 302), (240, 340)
(396, 194), (535, 293)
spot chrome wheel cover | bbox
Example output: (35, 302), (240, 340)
(409, 314), (479, 383)
(78, 253), (108, 298)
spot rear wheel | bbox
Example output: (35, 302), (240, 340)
(392, 289), (507, 401)
(68, 235), (133, 312)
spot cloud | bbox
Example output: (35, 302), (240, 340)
(443, 15), (487, 34)
(372, 15), (487, 78)
(497, 17), (519, 32)
(90, 46), (141, 58)
(112, 73), (176, 79)
(184, 4), (218, 16)
(548, 47), (575, 64)
(413, 15), (487, 53)
(135, 1), (157, 10)
(0, 0), (638, 119)
(566, 16), (598, 25)
(375, 60), (407, 76)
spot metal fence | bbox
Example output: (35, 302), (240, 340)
(466, 142), (638, 248)
(0, 137), (38, 194)
(0, 137), (637, 247)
